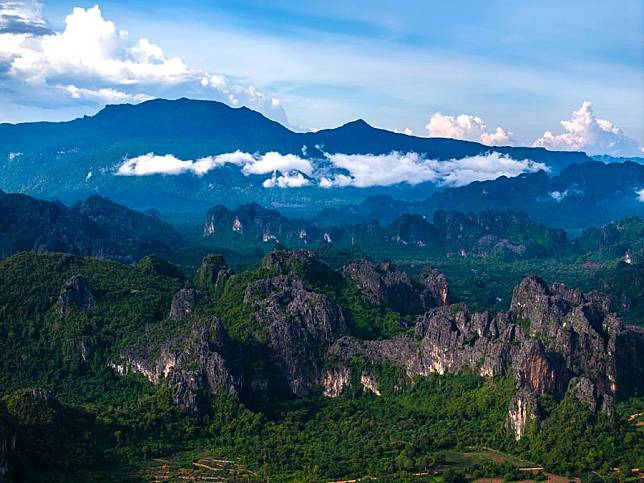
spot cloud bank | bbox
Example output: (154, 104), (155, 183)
(116, 150), (547, 189)
(533, 101), (643, 157)
(426, 113), (514, 146)
(0, 3), (286, 121)
(322, 151), (546, 188)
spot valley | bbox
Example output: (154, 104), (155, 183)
(0, 192), (642, 480)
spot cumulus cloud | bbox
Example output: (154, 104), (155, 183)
(321, 151), (546, 188)
(533, 101), (643, 157)
(263, 171), (310, 188)
(0, 4), (286, 121)
(637, 188), (644, 202)
(426, 113), (514, 146)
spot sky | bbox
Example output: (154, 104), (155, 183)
(0, 0), (643, 156)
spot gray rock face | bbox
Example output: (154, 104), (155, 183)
(58, 274), (95, 315)
(114, 317), (236, 415)
(343, 260), (425, 315)
(245, 274), (347, 396)
(420, 268), (449, 308)
(327, 275), (644, 440)
(567, 377), (598, 412)
(169, 288), (207, 321)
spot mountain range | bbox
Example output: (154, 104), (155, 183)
(0, 97), (602, 217)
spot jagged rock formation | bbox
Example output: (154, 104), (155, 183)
(105, 249), (641, 442)
(344, 260), (448, 314)
(419, 268), (449, 307)
(112, 317), (236, 414)
(194, 254), (232, 292)
(58, 274), (95, 315)
(169, 288), (207, 321)
(326, 275), (644, 440)
(203, 203), (330, 245)
(343, 260), (423, 315)
(244, 274), (347, 396)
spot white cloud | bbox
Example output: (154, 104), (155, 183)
(263, 171), (310, 188)
(637, 188), (644, 202)
(426, 113), (514, 146)
(0, 4), (286, 121)
(323, 151), (546, 188)
(533, 101), (643, 157)
(319, 174), (353, 188)
(116, 150), (310, 178)
(241, 151), (313, 176)
(394, 127), (413, 135)
(436, 153), (547, 187)
(115, 149), (547, 189)
(548, 186), (582, 202)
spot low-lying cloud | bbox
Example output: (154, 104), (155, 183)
(116, 150), (547, 189)
(263, 171), (310, 188)
(322, 151), (546, 188)
(116, 151), (311, 177)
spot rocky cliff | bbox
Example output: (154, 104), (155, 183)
(104, 251), (642, 442)
(113, 316), (237, 414)
(325, 275), (644, 440)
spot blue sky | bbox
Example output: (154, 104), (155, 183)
(1, 0), (642, 154)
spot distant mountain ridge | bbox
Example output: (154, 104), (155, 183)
(0, 98), (594, 213)
(320, 161), (644, 228)
(0, 97), (590, 163)
(203, 201), (570, 259)
(0, 192), (181, 262)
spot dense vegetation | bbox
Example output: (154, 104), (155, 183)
(0, 248), (642, 482)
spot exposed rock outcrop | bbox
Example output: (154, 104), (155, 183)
(507, 388), (540, 441)
(326, 275), (644, 440)
(322, 367), (351, 398)
(343, 260), (424, 315)
(420, 268), (449, 308)
(245, 274), (347, 396)
(58, 274), (95, 315)
(169, 288), (207, 321)
(113, 317), (236, 414)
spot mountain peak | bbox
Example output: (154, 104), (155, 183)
(341, 118), (372, 129)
